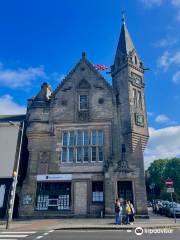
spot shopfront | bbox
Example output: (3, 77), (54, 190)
(36, 174), (72, 211)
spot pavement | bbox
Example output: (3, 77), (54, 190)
(0, 209), (180, 231)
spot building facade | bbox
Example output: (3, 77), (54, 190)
(0, 115), (25, 218)
(19, 18), (149, 218)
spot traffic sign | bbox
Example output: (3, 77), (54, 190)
(167, 187), (174, 193)
(165, 179), (173, 187)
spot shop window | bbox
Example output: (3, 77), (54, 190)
(36, 182), (71, 211)
(92, 181), (104, 203)
(79, 95), (88, 110)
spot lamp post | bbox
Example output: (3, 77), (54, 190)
(6, 121), (24, 229)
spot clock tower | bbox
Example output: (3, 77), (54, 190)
(111, 16), (149, 154)
(109, 16), (149, 215)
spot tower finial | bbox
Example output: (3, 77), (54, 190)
(122, 10), (126, 24)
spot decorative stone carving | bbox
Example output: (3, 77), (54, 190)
(77, 79), (91, 89)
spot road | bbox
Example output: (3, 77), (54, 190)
(0, 229), (180, 240)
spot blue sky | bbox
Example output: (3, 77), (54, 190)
(0, 0), (180, 168)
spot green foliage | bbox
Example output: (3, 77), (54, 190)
(146, 158), (180, 201)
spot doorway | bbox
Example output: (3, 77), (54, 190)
(117, 181), (133, 203)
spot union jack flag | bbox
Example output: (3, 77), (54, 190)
(93, 64), (109, 70)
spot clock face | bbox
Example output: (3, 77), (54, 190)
(131, 72), (142, 85)
(135, 113), (144, 127)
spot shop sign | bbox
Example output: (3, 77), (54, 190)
(37, 174), (72, 181)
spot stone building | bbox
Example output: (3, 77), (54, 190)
(19, 17), (149, 218)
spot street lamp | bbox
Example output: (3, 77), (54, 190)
(6, 121), (24, 229)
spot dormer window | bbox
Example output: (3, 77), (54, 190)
(79, 95), (88, 110)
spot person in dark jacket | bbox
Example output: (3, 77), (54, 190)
(115, 198), (122, 225)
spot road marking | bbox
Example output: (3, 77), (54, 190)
(36, 236), (43, 239)
(127, 230), (132, 232)
(0, 235), (28, 238)
(48, 230), (54, 233)
(1, 232), (36, 234)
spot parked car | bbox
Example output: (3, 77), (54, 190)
(166, 203), (180, 218)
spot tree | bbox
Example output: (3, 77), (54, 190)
(145, 158), (180, 201)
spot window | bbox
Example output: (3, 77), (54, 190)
(61, 129), (104, 163)
(84, 130), (89, 145)
(135, 56), (137, 65)
(98, 147), (104, 162)
(63, 132), (68, 146)
(137, 91), (142, 109)
(91, 147), (96, 162)
(62, 148), (67, 162)
(79, 95), (88, 110)
(77, 147), (82, 162)
(69, 148), (74, 162)
(92, 181), (104, 203)
(77, 131), (83, 146)
(91, 130), (96, 145)
(98, 130), (103, 145)
(133, 89), (137, 107)
(83, 147), (88, 162)
(69, 131), (75, 146)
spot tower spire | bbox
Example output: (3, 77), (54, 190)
(113, 14), (140, 70)
(121, 10), (126, 25)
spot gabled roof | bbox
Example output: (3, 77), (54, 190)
(52, 54), (112, 97)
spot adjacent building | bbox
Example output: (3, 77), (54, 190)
(0, 115), (25, 218)
(19, 18), (149, 218)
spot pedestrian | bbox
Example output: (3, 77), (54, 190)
(125, 200), (132, 224)
(127, 200), (135, 223)
(114, 198), (122, 225)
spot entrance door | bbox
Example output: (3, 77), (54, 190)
(74, 181), (87, 215)
(117, 181), (133, 203)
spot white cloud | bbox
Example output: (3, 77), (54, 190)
(139, 0), (163, 8)
(157, 50), (180, 71)
(171, 0), (180, 7)
(172, 71), (180, 83)
(154, 37), (178, 48)
(0, 95), (26, 115)
(147, 112), (155, 117)
(144, 126), (180, 168)
(155, 114), (170, 123)
(0, 65), (47, 89)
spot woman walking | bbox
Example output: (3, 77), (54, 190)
(115, 198), (122, 225)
